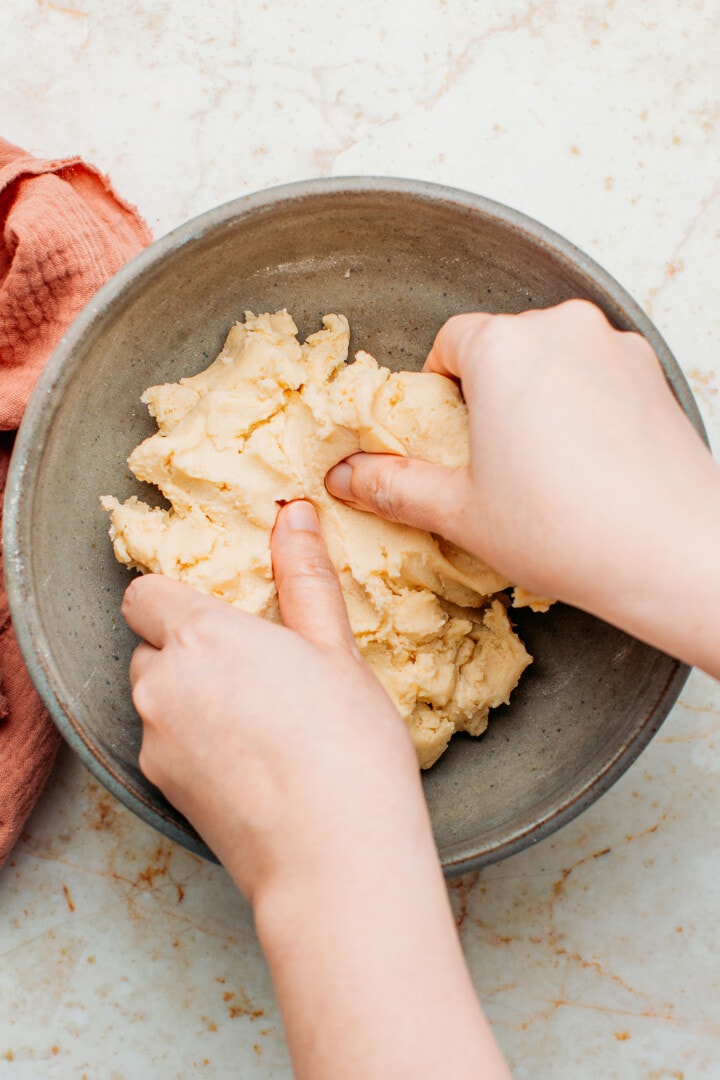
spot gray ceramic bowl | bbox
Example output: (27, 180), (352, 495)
(4, 178), (703, 875)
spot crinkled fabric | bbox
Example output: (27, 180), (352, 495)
(0, 136), (151, 865)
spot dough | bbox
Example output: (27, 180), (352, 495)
(103, 311), (536, 768)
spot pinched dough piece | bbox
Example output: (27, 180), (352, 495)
(103, 311), (533, 768)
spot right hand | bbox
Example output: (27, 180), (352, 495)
(325, 301), (720, 670)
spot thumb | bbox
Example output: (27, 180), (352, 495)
(325, 453), (471, 541)
(271, 500), (359, 656)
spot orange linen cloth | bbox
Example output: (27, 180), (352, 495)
(0, 137), (152, 865)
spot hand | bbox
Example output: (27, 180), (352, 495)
(326, 301), (720, 675)
(122, 499), (419, 902)
(123, 501), (511, 1079)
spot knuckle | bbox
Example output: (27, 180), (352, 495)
(131, 677), (155, 723)
(436, 313), (492, 361)
(560, 298), (609, 326)
(453, 313), (494, 354)
(443, 312), (480, 340)
(121, 574), (143, 613)
(289, 551), (340, 587)
(625, 330), (658, 364)
(479, 314), (516, 354)
(167, 605), (216, 650)
(366, 459), (408, 521)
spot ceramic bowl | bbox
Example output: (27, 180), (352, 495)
(4, 178), (702, 875)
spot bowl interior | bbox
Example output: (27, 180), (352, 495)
(8, 182), (695, 872)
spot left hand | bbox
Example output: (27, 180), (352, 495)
(123, 499), (512, 1080)
(122, 499), (421, 903)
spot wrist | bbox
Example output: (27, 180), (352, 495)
(251, 766), (432, 922)
(216, 738), (426, 908)
(250, 775), (512, 1080)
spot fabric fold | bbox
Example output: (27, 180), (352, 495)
(0, 136), (151, 865)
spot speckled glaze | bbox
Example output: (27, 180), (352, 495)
(4, 178), (703, 873)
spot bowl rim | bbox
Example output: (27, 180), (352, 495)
(3, 175), (700, 874)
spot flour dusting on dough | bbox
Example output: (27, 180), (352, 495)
(103, 311), (538, 768)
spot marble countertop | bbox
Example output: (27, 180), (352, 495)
(2, 1), (719, 1076)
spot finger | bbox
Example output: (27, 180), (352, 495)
(423, 312), (494, 377)
(325, 453), (472, 540)
(121, 574), (209, 649)
(271, 500), (358, 655)
(129, 640), (159, 687)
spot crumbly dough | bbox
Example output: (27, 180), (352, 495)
(103, 311), (540, 768)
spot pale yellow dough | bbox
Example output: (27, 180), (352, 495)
(102, 311), (537, 768)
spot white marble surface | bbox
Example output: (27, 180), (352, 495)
(2, 1), (720, 1076)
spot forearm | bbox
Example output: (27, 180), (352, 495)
(250, 791), (511, 1080)
(578, 449), (720, 679)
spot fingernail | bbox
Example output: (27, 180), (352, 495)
(325, 460), (353, 500)
(284, 500), (320, 533)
